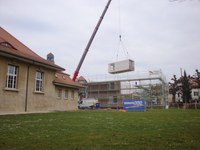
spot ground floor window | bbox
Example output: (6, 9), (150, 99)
(6, 65), (18, 89)
(113, 96), (118, 103)
(71, 90), (74, 100)
(57, 89), (62, 98)
(194, 91), (199, 96)
(35, 71), (43, 92)
(64, 89), (68, 99)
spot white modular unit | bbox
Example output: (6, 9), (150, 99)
(108, 59), (135, 74)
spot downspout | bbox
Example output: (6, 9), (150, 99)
(25, 65), (30, 112)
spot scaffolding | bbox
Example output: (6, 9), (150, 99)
(82, 70), (168, 108)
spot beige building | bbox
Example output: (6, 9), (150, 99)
(0, 27), (82, 113)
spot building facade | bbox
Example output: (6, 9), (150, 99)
(0, 27), (82, 113)
(79, 72), (168, 109)
(86, 81), (122, 108)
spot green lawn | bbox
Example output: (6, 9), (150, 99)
(0, 109), (200, 150)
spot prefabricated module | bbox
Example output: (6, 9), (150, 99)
(108, 59), (135, 74)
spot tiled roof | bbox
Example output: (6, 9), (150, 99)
(77, 76), (87, 84)
(189, 78), (199, 88)
(0, 27), (64, 71)
(78, 76), (87, 81)
(53, 72), (83, 88)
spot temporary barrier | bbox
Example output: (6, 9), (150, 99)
(95, 103), (100, 109)
(119, 109), (126, 112)
(108, 59), (134, 74)
(123, 99), (146, 111)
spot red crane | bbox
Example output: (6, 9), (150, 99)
(72, 0), (112, 81)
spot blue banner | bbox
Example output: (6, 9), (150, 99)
(123, 99), (146, 111)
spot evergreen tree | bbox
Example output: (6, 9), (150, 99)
(181, 71), (192, 103)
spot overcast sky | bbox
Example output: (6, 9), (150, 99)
(0, 0), (200, 81)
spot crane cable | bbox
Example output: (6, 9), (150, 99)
(112, 0), (130, 62)
(118, 0), (122, 41)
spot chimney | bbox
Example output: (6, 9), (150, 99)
(47, 52), (54, 63)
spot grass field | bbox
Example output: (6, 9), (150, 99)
(0, 109), (200, 150)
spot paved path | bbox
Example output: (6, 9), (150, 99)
(0, 111), (51, 116)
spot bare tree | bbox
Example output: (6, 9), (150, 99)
(195, 69), (200, 88)
(169, 75), (179, 104)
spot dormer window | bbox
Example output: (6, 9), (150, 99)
(0, 42), (14, 49)
(47, 53), (54, 63)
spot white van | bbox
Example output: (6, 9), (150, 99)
(78, 98), (99, 109)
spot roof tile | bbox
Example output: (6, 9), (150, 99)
(0, 27), (64, 71)
(54, 72), (83, 88)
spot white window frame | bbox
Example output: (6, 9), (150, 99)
(194, 91), (199, 96)
(35, 71), (43, 92)
(6, 65), (18, 89)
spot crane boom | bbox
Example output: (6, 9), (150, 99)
(72, 0), (112, 81)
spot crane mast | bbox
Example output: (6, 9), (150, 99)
(72, 0), (112, 81)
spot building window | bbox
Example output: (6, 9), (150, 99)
(64, 89), (68, 99)
(110, 63), (115, 71)
(1, 42), (14, 49)
(113, 96), (118, 103)
(6, 65), (18, 89)
(110, 82), (115, 90)
(71, 90), (74, 100)
(35, 71), (43, 92)
(177, 93), (181, 97)
(194, 91), (199, 96)
(57, 89), (62, 98)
